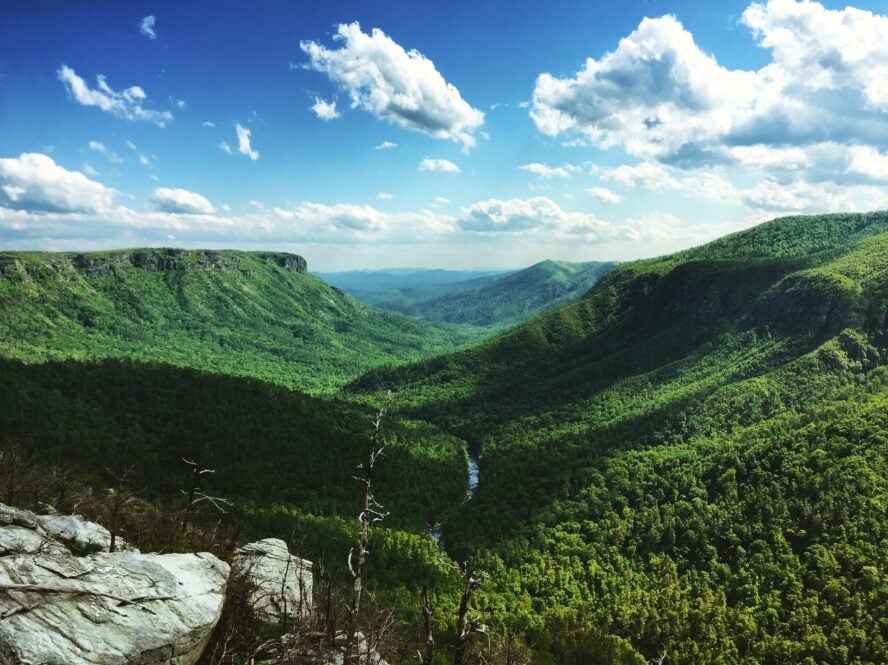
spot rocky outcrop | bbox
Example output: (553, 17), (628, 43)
(233, 538), (311, 622)
(0, 504), (229, 665)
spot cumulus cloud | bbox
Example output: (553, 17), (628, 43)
(301, 22), (484, 148)
(0, 153), (115, 213)
(58, 65), (172, 126)
(202, 121), (216, 128)
(518, 163), (574, 179)
(375, 141), (397, 150)
(219, 142), (233, 155)
(457, 196), (623, 239)
(530, 0), (888, 183)
(235, 123), (259, 160)
(602, 160), (885, 213)
(151, 187), (215, 215)
(418, 158), (460, 173)
(311, 97), (340, 120)
(588, 186), (623, 204)
(139, 15), (156, 40)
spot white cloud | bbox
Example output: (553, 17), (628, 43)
(518, 162), (574, 179)
(0, 153), (115, 212)
(419, 158), (460, 173)
(139, 15), (156, 40)
(218, 142), (233, 155)
(375, 141), (397, 150)
(88, 141), (123, 164)
(602, 160), (884, 213)
(301, 22), (484, 149)
(150, 187), (215, 215)
(311, 97), (340, 120)
(202, 121), (216, 128)
(82, 162), (99, 176)
(58, 66), (172, 126)
(847, 146), (888, 182)
(175, 98), (186, 110)
(377, 192), (394, 201)
(125, 140), (137, 150)
(603, 162), (678, 191)
(530, 0), (888, 183)
(235, 123), (259, 160)
(457, 196), (623, 239)
(588, 186), (623, 204)
(139, 154), (152, 166)
(432, 196), (451, 206)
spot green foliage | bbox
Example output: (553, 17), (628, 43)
(0, 249), (476, 392)
(347, 211), (888, 663)
(3, 213), (888, 663)
(0, 358), (467, 531)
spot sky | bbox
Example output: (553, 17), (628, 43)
(1, 0), (886, 271)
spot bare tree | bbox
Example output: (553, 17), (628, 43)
(454, 568), (484, 665)
(420, 585), (435, 665)
(344, 400), (391, 665)
(105, 464), (136, 553)
(179, 458), (230, 535)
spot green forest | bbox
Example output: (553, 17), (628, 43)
(1, 212), (887, 663)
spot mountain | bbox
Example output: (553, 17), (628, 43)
(317, 267), (509, 292)
(3, 213), (888, 663)
(347, 211), (888, 663)
(385, 259), (616, 327)
(0, 248), (478, 392)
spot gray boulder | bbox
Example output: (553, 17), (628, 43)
(233, 538), (311, 622)
(0, 503), (229, 665)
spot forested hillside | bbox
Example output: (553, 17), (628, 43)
(0, 248), (476, 392)
(348, 211), (888, 663)
(381, 260), (616, 328)
(2, 213), (887, 663)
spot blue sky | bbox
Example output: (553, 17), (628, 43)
(1, 0), (886, 270)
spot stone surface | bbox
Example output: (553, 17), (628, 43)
(0, 503), (229, 665)
(233, 538), (312, 622)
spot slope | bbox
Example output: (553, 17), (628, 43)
(347, 211), (888, 663)
(0, 357), (468, 532)
(0, 248), (478, 392)
(386, 259), (616, 327)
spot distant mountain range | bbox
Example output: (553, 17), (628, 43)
(320, 260), (615, 328)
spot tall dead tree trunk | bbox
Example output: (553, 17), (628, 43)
(420, 585), (435, 665)
(344, 402), (390, 665)
(453, 571), (484, 665)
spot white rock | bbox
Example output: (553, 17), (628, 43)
(233, 538), (312, 622)
(0, 503), (229, 665)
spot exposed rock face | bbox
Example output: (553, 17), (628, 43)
(0, 504), (229, 665)
(256, 252), (308, 274)
(233, 538), (311, 622)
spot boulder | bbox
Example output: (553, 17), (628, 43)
(0, 503), (229, 665)
(233, 538), (311, 622)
